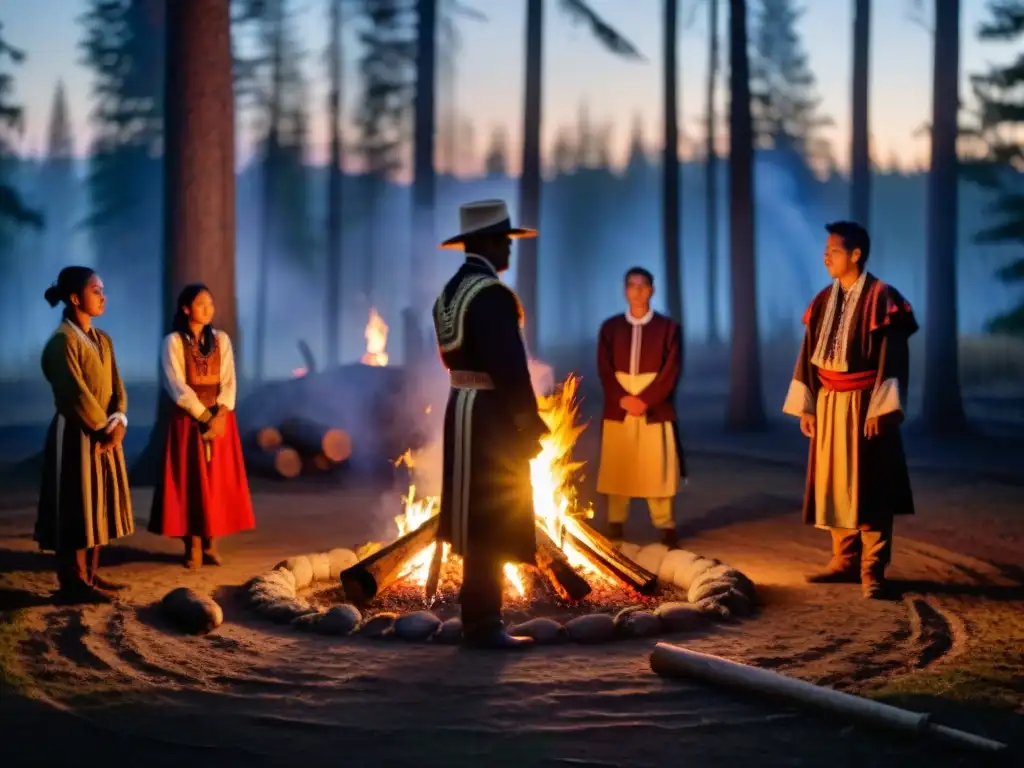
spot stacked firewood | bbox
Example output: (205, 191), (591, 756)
(248, 417), (352, 479)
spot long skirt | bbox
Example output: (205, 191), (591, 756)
(149, 409), (255, 538)
(438, 387), (537, 566)
(35, 413), (134, 552)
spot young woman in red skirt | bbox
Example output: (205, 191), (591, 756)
(149, 284), (255, 568)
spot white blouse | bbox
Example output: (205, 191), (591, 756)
(161, 331), (237, 420)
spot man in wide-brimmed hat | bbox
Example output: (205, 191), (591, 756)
(432, 199), (546, 649)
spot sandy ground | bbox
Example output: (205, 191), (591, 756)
(2, 456), (1023, 767)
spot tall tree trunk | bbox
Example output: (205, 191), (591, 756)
(922, 0), (966, 431)
(325, 0), (344, 368)
(705, 0), (720, 344)
(410, 0), (438, 365)
(662, 0), (684, 331)
(850, 0), (871, 227)
(137, 0), (236, 483)
(517, 0), (543, 355)
(255, 0), (284, 381)
(726, 0), (766, 430)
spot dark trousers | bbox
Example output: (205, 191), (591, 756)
(55, 547), (101, 591)
(459, 546), (504, 638)
(831, 517), (894, 578)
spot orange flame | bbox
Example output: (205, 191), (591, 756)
(361, 308), (389, 367)
(391, 373), (610, 600)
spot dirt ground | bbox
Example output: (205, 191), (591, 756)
(2, 455), (1023, 768)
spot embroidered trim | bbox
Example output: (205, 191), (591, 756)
(810, 270), (867, 372)
(434, 275), (500, 353)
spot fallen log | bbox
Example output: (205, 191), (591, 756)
(279, 417), (351, 463)
(254, 426), (282, 451)
(535, 526), (592, 603)
(340, 516), (440, 607)
(246, 446), (302, 479)
(561, 519), (658, 595)
(650, 644), (1007, 753)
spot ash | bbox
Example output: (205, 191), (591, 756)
(311, 557), (687, 625)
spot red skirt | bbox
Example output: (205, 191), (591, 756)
(149, 409), (256, 538)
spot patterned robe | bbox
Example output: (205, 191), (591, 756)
(432, 254), (545, 565)
(783, 271), (917, 529)
(596, 311), (686, 498)
(35, 319), (134, 552)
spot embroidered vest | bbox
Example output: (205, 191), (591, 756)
(183, 336), (221, 408)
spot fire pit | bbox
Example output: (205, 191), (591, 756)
(242, 375), (757, 644)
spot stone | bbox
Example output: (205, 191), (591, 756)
(688, 578), (735, 604)
(327, 548), (358, 579)
(160, 587), (223, 635)
(266, 567), (297, 592)
(635, 544), (670, 575)
(317, 604), (362, 636)
(565, 613), (617, 644)
(291, 612), (324, 631)
(614, 607), (662, 639)
(696, 597), (733, 620)
(393, 611), (443, 642)
(259, 598), (317, 625)
(356, 613), (397, 640)
(658, 550), (702, 589)
(431, 618), (463, 645)
(280, 556), (314, 589)
(617, 542), (642, 562)
(308, 553), (332, 584)
(508, 617), (567, 644)
(676, 556), (720, 590)
(655, 602), (707, 633)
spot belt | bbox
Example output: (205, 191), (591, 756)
(817, 369), (876, 392)
(450, 370), (495, 390)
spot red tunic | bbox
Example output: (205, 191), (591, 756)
(149, 332), (255, 539)
(597, 312), (682, 423)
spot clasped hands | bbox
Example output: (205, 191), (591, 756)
(202, 409), (228, 441)
(620, 394), (647, 417)
(799, 413), (882, 440)
(95, 418), (126, 455)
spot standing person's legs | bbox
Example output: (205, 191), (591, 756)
(202, 537), (222, 566)
(606, 495), (630, 539)
(859, 516), (894, 598)
(55, 548), (112, 603)
(183, 536), (202, 569)
(806, 528), (862, 583)
(646, 497), (678, 547)
(460, 547), (504, 640)
(88, 546), (128, 591)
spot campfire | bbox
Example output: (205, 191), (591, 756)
(361, 308), (389, 367)
(338, 374), (658, 610)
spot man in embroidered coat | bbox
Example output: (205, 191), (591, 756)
(783, 221), (917, 599)
(596, 267), (686, 548)
(432, 199), (547, 649)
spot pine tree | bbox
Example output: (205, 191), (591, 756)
(40, 81), (79, 277)
(749, 0), (832, 165)
(969, 0), (1024, 334)
(483, 127), (509, 178)
(0, 23), (42, 232)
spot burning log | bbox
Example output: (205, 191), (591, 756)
(279, 417), (352, 463)
(247, 446), (302, 479)
(535, 526), (592, 603)
(340, 516), (440, 606)
(254, 426), (282, 451)
(561, 520), (658, 595)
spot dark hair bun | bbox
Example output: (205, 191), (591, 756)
(44, 285), (62, 307)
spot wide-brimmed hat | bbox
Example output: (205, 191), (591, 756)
(440, 199), (538, 250)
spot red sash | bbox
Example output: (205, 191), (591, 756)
(817, 369), (876, 392)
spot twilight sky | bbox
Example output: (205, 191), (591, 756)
(3, 0), (1018, 175)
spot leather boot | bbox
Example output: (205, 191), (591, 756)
(184, 536), (202, 569)
(87, 547), (128, 591)
(806, 529), (861, 583)
(202, 537), (222, 566)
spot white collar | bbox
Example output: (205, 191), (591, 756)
(62, 318), (100, 353)
(465, 253), (498, 276)
(625, 309), (654, 326)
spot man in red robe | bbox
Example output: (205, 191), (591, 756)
(782, 221), (918, 599)
(596, 267), (686, 548)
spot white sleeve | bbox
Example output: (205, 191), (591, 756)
(161, 334), (209, 420)
(216, 331), (237, 411)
